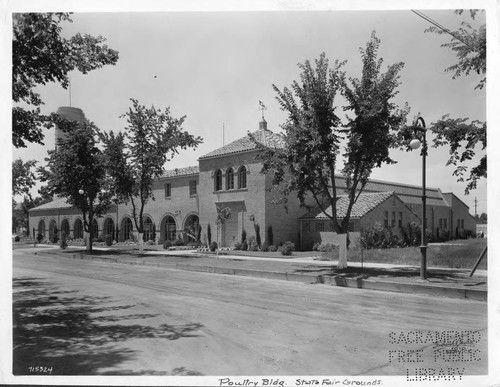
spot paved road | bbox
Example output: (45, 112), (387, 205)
(13, 249), (488, 377)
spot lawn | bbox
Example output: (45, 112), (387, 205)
(226, 238), (488, 270)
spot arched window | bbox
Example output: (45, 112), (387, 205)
(165, 216), (176, 241)
(49, 220), (57, 241)
(226, 167), (234, 190)
(38, 220), (46, 237)
(104, 218), (115, 238)
(123, 218), (133, 241)
(238, 166), (247, 189)
(91, 219), (99, 239)
(74, 219), (83, 239)
(61, 219), (70, 236)
(143, 217), (154, 242)
(214, 169), (223, 191)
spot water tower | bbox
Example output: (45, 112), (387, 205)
(55, 106), (85, 150)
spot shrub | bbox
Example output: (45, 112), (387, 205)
(50, 233), (59, 244)
(361, 222), (397, 249)
(254, 223), (261, 247)
(241, 240), (248, 251)
(268, 245), (277, 252)
(163, 240), (172, 250)
(241, 229), (247, 244)
(267, 225), (274, 246)
(105, 234), (113, 246)
(60, 232), (68, 249)
(175, 237), (185, 246)
(248, 236), (259, 251)
(36, 233), (44, 243)
(233, 242), (242, 250)
(97, 235), (105, 243)
(400, 222), (421, 247)
(318, 242), (337, 252)
(312, 242), (321, 251)
(261, 241), (269, 252)
(280, 241), (295, 256)
(14, 235), (20, 242)
(210, 241), (218, 252)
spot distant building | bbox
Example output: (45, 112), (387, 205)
(29, 111), (476, 248)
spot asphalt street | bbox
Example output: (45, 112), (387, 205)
(12, 248), (488, 376)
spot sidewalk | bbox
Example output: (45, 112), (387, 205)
(28, 244), (487, 301)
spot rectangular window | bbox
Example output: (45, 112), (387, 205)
(189, 180), (197, 196)
(398, 212), (403, 228)
(391, 212), (396, 227)
(457, 219), (460, 228)
(165, 183), (171, 198)
(461, 219), (464, 228)
(384, 211), (389, 228)
(444, 218), (448, 229)
(439, 219), (443, 229)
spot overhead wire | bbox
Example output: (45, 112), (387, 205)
(411, 9), (474, 49)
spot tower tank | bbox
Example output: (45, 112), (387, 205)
(55, 106), (85, 149)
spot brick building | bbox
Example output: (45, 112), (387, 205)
(28, 109), (476, 248)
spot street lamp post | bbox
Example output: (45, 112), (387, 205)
(409, 115), (427, 280)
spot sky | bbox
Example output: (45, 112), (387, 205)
(8, 4), (489, 216)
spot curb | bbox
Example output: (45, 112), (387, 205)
(175, 263), (487, 301)
(33, 250), (487, 301)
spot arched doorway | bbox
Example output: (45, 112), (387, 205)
(160, 216), (176, 243)
(61, 219), (70, 237)
(38, 220), (46, 240)
(74, 218), (83, 239)
(184, 214), (200, 242)
(104, 218), (115, 239)
(143, 217), (155, 242)
(120, 217), (134, 242)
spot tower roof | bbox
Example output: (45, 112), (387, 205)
(199, 128), (283, 160)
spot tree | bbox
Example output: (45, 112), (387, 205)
(14, 192), (53, 236)
(424, 10), (486, 194)
(38, 119), (112, 252)
(12, 13), (119, 148)
(253, 33), (408, 268)
(102, 99), (202, 254)
(12, 158), (37, 198)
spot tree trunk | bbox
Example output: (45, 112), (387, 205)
(138, 232), (144, 254)
(337, 233), (348, 269)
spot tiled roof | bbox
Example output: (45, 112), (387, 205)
(28, 197), (73, 212)
(160, 165), (199, 178)
(301, 191), (395, 220)
(199, 129), (284, 160)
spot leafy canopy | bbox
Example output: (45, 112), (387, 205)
(37, 118), (112, 250)
(102, 99), (202, 235)
(425, 10), (486, 194)
(255, 32), (408, 235)
(12, 13), (119, 148)
(12, 158), (37, 198)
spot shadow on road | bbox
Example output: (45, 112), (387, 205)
(13, 277), (204, 375)
(291, 266), (484, 285)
